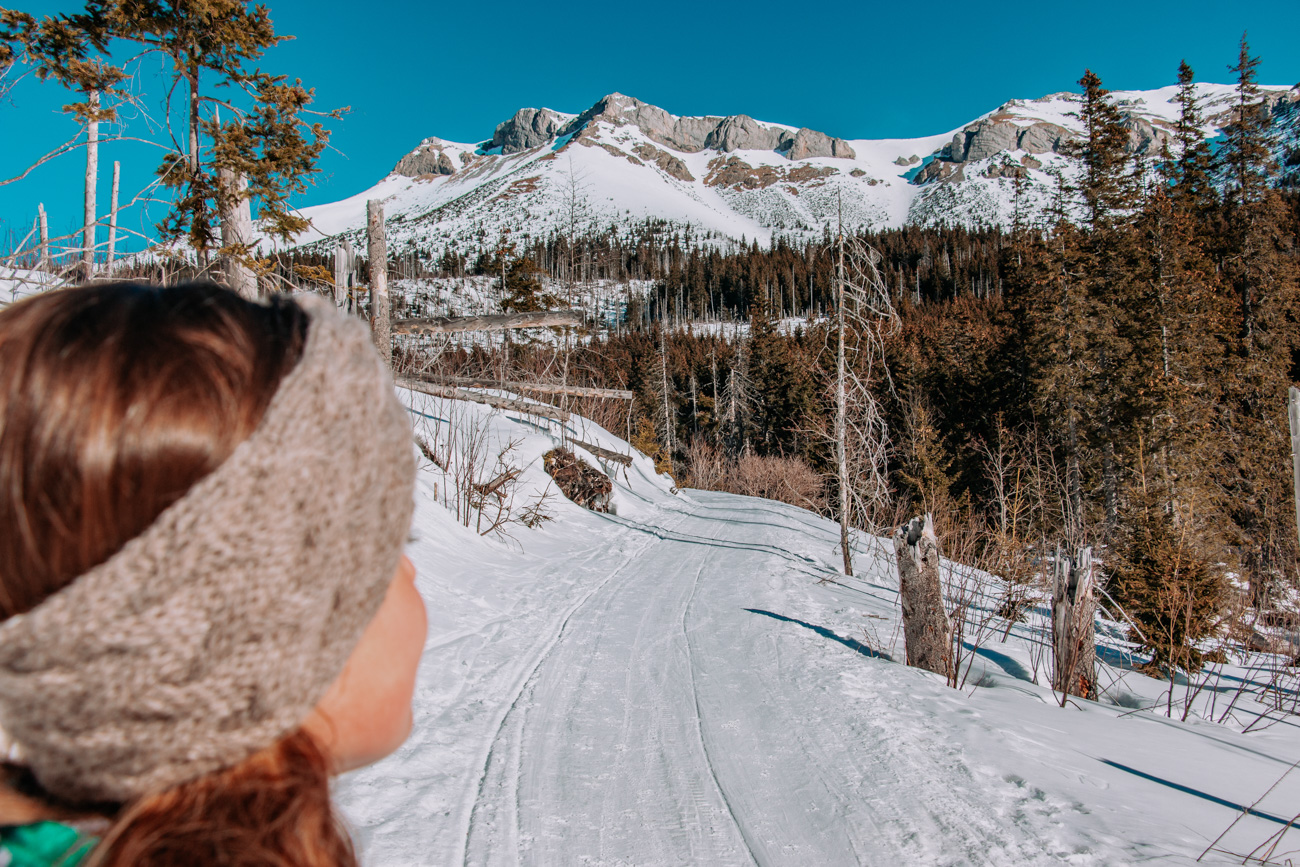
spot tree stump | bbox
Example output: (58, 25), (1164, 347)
(894, 514), (952, 679)
(1052, 546), (1097, 700)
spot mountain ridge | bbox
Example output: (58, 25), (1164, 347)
(287, 83), (1300, 256)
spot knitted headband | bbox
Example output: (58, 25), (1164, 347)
(0, 294), (416, 805)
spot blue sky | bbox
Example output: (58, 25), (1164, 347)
(1, 0), (1298, 253)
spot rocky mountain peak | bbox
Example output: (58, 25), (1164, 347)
(478, 94), (855, 161)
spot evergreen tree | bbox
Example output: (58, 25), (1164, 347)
(500, 256), (557, 312)
(1210, 36), (1300, 603)
(1171, 61), (1216, 212)
(747, 290), (816, 457)
(106, 0), (341, 264)
(1221, 34), (1274, 212)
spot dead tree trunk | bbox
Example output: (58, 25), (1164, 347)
(367, 199), (391, 365)
(835, 214), (852, 576)
(81, 90), (99, 282)
(395, 378), (569, 422)
(38, 204), (49, 270)
(1290, 387), (1300, 554)
(394, 310), (583, 335)
(1052, 546), (1097, 701)
(894, 514), (952, 679)
(219, 169), (257, 298)
(658, 329), (674, 457)
(333, 239), (355, 308)
(105, 161), (120, 276)
(411, 375), (631, 400)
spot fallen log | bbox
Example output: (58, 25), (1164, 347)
(394, 310), (583, 335)
(395, 378), (570, 422)
(569, 438), (633, 466)
(412, 374), (632, 401)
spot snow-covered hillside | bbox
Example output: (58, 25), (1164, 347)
(289, 84), (1300, 257)
(339, 387), (1300, 866)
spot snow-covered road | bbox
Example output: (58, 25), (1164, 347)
(337, 397), (1300, 866)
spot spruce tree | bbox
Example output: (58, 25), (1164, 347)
(1210, 37), (1300, 603)
(1171, 61), (1216, 213)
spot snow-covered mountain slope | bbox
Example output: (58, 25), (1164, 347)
(338, 388), (1300, 866)
(290, 84), (1300, 256)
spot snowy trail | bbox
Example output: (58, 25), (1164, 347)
(338, 397), (1300, 866)
(455, 492), (1113, 866)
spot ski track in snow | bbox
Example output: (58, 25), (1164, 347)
(336, 392), (1300, 867)
(441, 494), (1123, 866)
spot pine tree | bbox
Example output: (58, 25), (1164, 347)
(106, 0), (341, 268)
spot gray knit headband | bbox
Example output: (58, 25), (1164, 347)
(0, 294), (416, 805)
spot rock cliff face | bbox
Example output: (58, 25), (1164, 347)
(393, 140), (457, 177)
(489, 108), (569, 153)
(916, 100), (1171, 186)
(481, 92), (855, 162)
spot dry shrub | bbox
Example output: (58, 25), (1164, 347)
(544, 448), (612, 512)
(684, 440), (826, 513)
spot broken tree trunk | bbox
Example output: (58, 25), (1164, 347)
(395, 377), (570, 422)
(367, 199), (391, 364)
(410, 374), (632, 400)
(105, 161), (119, 275)
(393, 310), (583, 335)
(218, 169), (257, 298)
(38, 204), (48, 270)
(1052, 546), (1097, 701)
(893, 514), (953, 679)
(333, 239), (355, 308)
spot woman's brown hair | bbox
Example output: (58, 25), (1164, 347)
(0, 283), (358, 865)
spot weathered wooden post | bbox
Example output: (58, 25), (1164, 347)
(37, 204), (49, 270)
(105, 161), (120, 276)
(1052, 546), (1097, 700)
(1290, 387), (1300, 554)
(893, 514), (952, 679)
(366, 199), (391, 365)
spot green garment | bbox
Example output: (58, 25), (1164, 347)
(0, 822), (97, 867)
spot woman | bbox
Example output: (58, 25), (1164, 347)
(0, 282), (424, 866)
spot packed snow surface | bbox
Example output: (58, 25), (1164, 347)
(339, 389), (1300, 866)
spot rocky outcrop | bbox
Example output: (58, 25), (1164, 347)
(962, 120), (1021, 163)
(506, 92), (856, 161)
(489, 108), (569, 154)
(631, 143), (695, 181)
(704, 156), (835, 190)
(1017, 122), (1067, 154)
(393, 140), (457, 178)
(785, 127), (856, 160)
(561, 93), (721, 152)
(1122, 116), (1168, 154)
(705, 114), (786, 152)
